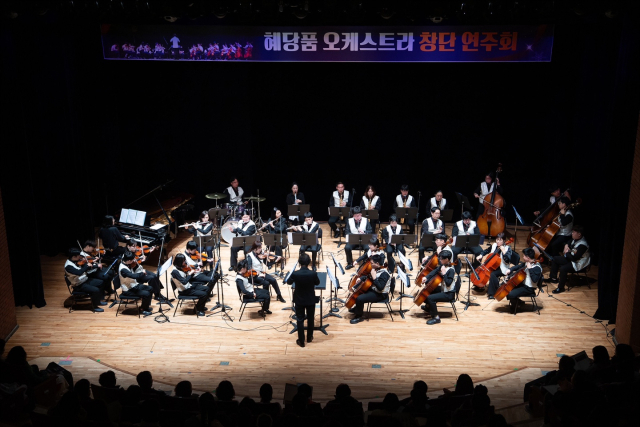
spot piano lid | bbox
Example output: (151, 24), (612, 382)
(122, 189), (194, 226)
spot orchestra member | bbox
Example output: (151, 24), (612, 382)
(355, 237), (385, 266)
(533, 186), (571, 217)
(474, 172), (502, 219)
(223, 177), (247, 206)
(421, 233), (453, 266)
(185, 241), (214, 273)
(546, 226), (590, 294)
(123, 242), (165, 301)
(98, 215), (130, 256)
(261, 208), (287, 269)
(118, 251), (154, 316)
(246, 242), (286, 303)
(430, 190), (448, 211)
(171, 254), (215, 316)
(360, 185), (381, 232)
(228, 212), (256, 271)
(81, 240), (115, 295)
(292, 212), (321, 270)
(65, 248), (108, 312)
(236, 260), (271, 316)
(286, 182), (306, 223)
(328, 182), (352, 238)
(419, 207), (444, 261)
(344, 207), (373, 270)
(451, 211), (483, 259)
(125, 241), (157, 265)
(503, 248), (541, 310)
(153, 43), (165, 59)
(394, 185), (417, 228)
(244, 42), (253, 59)
(186, 211), (214, 262)
(546, 196), (574, 256)
(382, 215), (404, 273)
(478, 233), (514, 299)
(286, 253), (320, 347)
(349, 255), (391, 325)
(421, 251), (457, 325)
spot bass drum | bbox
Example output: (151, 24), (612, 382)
(221, 219), (238, 244)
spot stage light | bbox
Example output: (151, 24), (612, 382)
(164, 15), (178, 22)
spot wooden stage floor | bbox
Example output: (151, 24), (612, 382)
(12, 224), (613, 409)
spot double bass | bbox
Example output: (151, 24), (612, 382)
(527, 198), (581, 259)
(477, 164), (506, 237)
(494, 269), (527, 301)
(470, 238), (514, 288)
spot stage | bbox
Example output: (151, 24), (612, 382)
(12, 224), (611, 411)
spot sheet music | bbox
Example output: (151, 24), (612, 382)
(133, 210), (146, 226)
(397, 250), (413, 271)
(284, 261), (298, 283)
(396, 265), (408, 287)
(159, 256), (173, 276)
(326, 266), (339, 290)
(120, 208), (131, 224)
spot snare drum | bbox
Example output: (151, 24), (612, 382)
(221, 219), (238, 243)
(236, 204), (246, 218)
(224, 202), (239, 220)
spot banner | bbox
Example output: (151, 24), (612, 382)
(101, 24), (554, 62)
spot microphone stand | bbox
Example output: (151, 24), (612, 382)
(460, 257), (480, 310)
(207, 259), (232, 320)
(324, 252), (345, 318)
(414, 191), (422, 248)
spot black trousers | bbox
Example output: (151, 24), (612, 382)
(138, 271), (163, 298)
(230, 245), (251, 267)
(89, 269), (116, 294)
(75, 278), (105, 306)
(452, 246), (482, 274)
(344, 244), (365, 265)
(385, 244), (405, 274)
(507, 283), (536, 300)
(487, 270), (506, 296)
(328, 216), (341, 231)
(353, 290), (388, 318)
(547, 235), (571, 257)
(180, 283), (212, 311)
(254, 275), (282, 297)
(295, 303), (316, 342)
(425, 286), (455, 317)
(253, 288), (270, 311)
(300, 245), (320, 265)
(123, 284), (153, 310)
(549, 256), (576, 290)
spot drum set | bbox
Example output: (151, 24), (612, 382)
(204, 192), (267, 244)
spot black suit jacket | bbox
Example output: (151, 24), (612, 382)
(287, 267), (320, 306)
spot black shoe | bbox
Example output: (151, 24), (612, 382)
(258, 310), (267, 317)
(350, 317), (365, 324)
(93, 307), (104, 312)
(296, 339), (305, 348)
(142, 310), (153, 316)
(552, 287), (565, 294)
(307, 337), (313, 343)
(487, 295), (495, 300)
(544, 277), (558, 283)
(345, 264), (353, 270)
(348, 308), (355, 313)
(264, 309), (272, 314)
(197, 311), (205, 316)
(229, 266), (235, 271)
(334, 230), (340, 238)
(98, 301), (108, 306)
(277, 295), (286, 303)
(427, 318), (441, 325)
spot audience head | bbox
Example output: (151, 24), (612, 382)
(471, 393), (491, 413)
(382, 393), (400, 412)
(125, 385), (142, 404)
(257, 413), (273, 427)
(259, 383), (273, 402)
(198, 392), (217, 423)
(136, 370), (153, 390)
(216, 380), (235, 401)
(297, 383), (312, 399)
(99, 370), (118, 388)
(412, 380), (428, 395)
(455, 374), (474, 395)
(75, 379), (91, 399)
(558, 355), (576, 373)
(175, 380), (193, 398)
(6, 345), (27, 364)
(335, 383), (351, 400)
(292, 392), (308, 413)
(592, 345), (610, 365)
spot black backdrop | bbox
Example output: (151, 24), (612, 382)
(1, 9), (639, 317)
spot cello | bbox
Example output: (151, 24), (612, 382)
(477, 164), (506, 237)
(345, 263), (387, 309)
(348, 258), (373, 290)
(413, 238), (454, 287)
(494, 269), (527, 301)
(470, 237), (514, 288)
(413, 272), (444, 306)
(527, 199), (581, 258)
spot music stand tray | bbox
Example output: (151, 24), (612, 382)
(346, 234), (374, 247)
(420, 234), (438, 248)
(328, 206), (351, 218)
(261, 233), (289, 248)
(288, 204), (310, 218)
(231, 235), (258, 249)
(208, 207), (229, 219)
(363, 209), (379, 222)
(290, 233), (318, 247)
(440, 209), (454, 222)
(289, 272), (329, 335)
(394, 207), (418, 220)
(390, 234), (417, 247)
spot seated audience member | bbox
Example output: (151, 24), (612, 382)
(4, 346), (49, 388)
(399, 380), (428, 407)
(255, 383), (281, 419)
(370, 393), (417, 427)
(441, 373), (474, 397)
(185, 392), (221, 427)
(175, 380), (197, 399)
(74, 378), (107, 421)
(136, 370), (166, 399)
(139, 398), (161, 426)
(402, 389), (430, 415)
(523, 355), (575, 403)
(324, 383), (363, 422)
(98, 370), (121, 390)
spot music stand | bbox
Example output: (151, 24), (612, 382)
(390, 234), (417, 249)
(325, 252), (345, 313)
(288, 204), (310, 221)
(262, 233), (288, 277)
(440, 209), (454, 223)
(419, 234), (439, 255)
(395, 207), (418, 233)
(208, 208), (229, 247)
(453, 234), (482, 310)
(207, 259), (232, 320)
(289, 271), (329, 335)
(290, 232), (318, 247)
(346, 234), (374, 257)
(455, 193), (473, 218)
(391, 235), (416, 300)
(146, 256), (173, 322)
(328, 207), (351, 247)
(392, 265), (410, 318)
(363, 209), (379, 232)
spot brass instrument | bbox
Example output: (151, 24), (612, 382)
(401, 197), (407, 224)
(339, 192), (344, 221)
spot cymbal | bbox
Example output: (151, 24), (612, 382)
(246, 196), (266, 202)
(206, 193), (226, 200)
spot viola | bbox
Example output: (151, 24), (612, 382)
(470, 238), (514, 288)
(494, 269), (527, 301)
(181, 264), (199, 274)
(477, 163), (506, 237)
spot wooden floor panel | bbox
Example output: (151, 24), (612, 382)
(12, 224), (612, 408)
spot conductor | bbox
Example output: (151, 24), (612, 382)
(286, 253), (320, 348)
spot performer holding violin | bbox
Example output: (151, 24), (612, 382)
(185, 211), (214, 261)
(286, 182), (306, 223)
(477, 233), (514, 299)
(344, 207), (373, 270)
(382, 215), (404, 273)
(228, 212), (256, 271)
(348, 254), (392, 325)
(545, 225), (590, 294)
(498, 248), (541, 310)
(419, 207), (445, 261)
(473, 172), (502, 219)
(247, 242), (286, 303)
(81, 240), (115, 295)
(118, 251), (155, 315)
(98, 215), (130, 256)
(430, 190), (448, 211)
(236, 260), (271, 316)
(394, 185), (417, 228)
(125, 241), (158, 265)
(65, 248), (108, 312)
(120, 246), (165, 301)
(171, 253), (215, 316)
(420, 251), (457, 325)
(261, 207), (287, 269)
(328, 182), (352, 238)
(185, 241), (215, 275)
(291, 212), (321, 270)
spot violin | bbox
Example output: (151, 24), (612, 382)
(470, 237), (514, 288)
(189, 250), (209, 263)
(477, 163), (506, 237)
(77, 256), (96, 266)
(242, 269), (259, 278)
(181, 264), (199, 274)
(134, 245), (157, 257)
